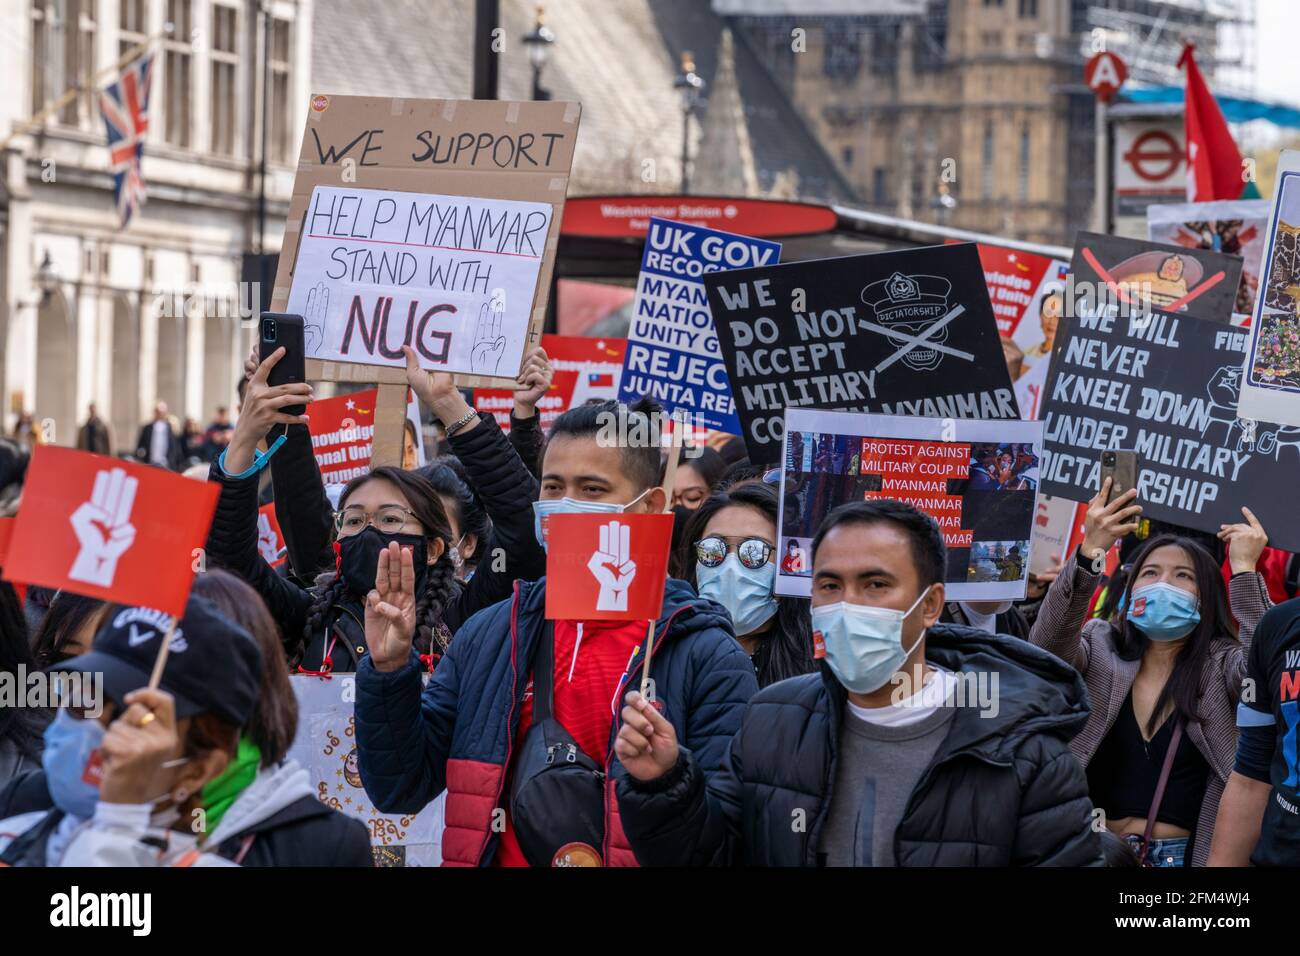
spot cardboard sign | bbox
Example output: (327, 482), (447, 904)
(309, 388), (377, 484)
(2, 447), (218, 616)
(544, 513), (674, 621)
(1066, 232), (1242, 324)
(287, 675), (444, 866)
(1039, 307), (1300, 550)
(1147, 199), (1270, 324)
(1238, 153), (1300, 428)
(618, 218), (780, 433)
(288, 184), (553, 378)
(275, 96), (579, 388)
(257, 504), (286, 568)
(778, 409), (1044, 601)
(271, 96), (581, 466)
(705, 243), (1019, 464)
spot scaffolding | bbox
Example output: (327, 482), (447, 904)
(1078, 0), (1257, 93)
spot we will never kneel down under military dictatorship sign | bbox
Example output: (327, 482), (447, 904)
(704, 243), (1019, 464)
(1039, 305), (1300, 551)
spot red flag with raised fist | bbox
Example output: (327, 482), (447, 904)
(545, 513), (674, 621)
(1, 446), (218, 615)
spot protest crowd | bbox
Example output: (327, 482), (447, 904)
(4, 24), (1300, 887)
(0, 318), (1297, 870)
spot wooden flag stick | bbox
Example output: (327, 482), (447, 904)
(147, 617), (180, 691)
(638, 619), (656, 698)
(639, 441), (683, 697)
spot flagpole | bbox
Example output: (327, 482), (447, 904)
(0, 25), (173, 153)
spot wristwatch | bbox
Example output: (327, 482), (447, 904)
(1078, 545), (1106, 575)
(444, 409), (478, 437)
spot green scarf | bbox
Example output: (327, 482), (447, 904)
(200, 736), (262, 837)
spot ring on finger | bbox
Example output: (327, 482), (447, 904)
(137, 711), (156, 727)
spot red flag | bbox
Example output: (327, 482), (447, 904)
(0, 517), (22, 605)
(2, 447), (218, 616)
(257, 504), (287, 568)
(544, 513), (674, 621)
(1179, 42), (1245, 202)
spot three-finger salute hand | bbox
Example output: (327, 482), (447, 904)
(614, 691), (679, 782)
(1221, 506), (1269, 574)
(363, 542), (418, 672)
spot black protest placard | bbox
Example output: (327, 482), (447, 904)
(1066, 232), (1243, 324)
(704, 243), (1018, 464)
(1039, 308), (1300, 551)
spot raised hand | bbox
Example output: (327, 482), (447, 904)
(1220, 506), (1269, 575)
(588, 519), (636, 612)
(512, 345), (553, 418)
(68, 468), (139, 587)
(470, 301), (507, 375)
(364, 542), (418, 672)
(402, 345), (477, 433)
(225, 347), (313, 473)
(614, 691), (679, 782)
(99, 688), (182, 806)
(1080, 477), (1141, 561)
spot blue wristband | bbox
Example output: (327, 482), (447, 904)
(218, 433), (287, 479)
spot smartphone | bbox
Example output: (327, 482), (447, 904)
(259, 312), (306, 417)
(1099, 449), (1138, 501)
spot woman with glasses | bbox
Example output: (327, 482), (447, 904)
(677, 481), (815, 687)
(207, 346), (544, 673)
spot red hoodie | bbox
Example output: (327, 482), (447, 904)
(493, 617), (648, 866)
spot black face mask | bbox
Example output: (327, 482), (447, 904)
(338, 527), (428, 598)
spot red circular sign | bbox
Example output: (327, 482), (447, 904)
(1084, 52), (1128, 102)
(560, 196), (838, 239)
(1123, 130), (1182, 182)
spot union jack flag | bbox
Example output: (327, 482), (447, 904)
(99, 52), (155, 227)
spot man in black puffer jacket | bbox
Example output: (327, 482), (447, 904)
(615, 499), (1103, 866)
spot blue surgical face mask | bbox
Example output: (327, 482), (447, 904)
(697, 554), (778, 638)
(811, 587), (931, 694)
(1126, 582), (1200, 641)
(42, 708), (194, 821)
(532, 489), (649, 550)
(42, 709), (106, 820)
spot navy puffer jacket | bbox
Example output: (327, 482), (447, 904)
(617, 624), (1104, 866)
(354, 576), (758, 865)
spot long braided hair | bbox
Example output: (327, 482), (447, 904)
(300, 466), (458, 664)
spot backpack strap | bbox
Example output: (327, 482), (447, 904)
(534, 621), (555, 723)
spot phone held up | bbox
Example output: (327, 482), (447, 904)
(259, 312), (307, 417)
(1098, 449), (1137, 502)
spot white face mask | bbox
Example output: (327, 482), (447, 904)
(811, 587), (932, 694)
(532, 488), (650, 550)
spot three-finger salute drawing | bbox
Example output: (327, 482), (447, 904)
(588, 519), (637, 612)
(68, 467), (139, 587)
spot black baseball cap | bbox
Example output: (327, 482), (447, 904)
(50, 594), (263, 728)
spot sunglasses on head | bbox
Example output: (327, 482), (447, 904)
(694, 535), (774, 570)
